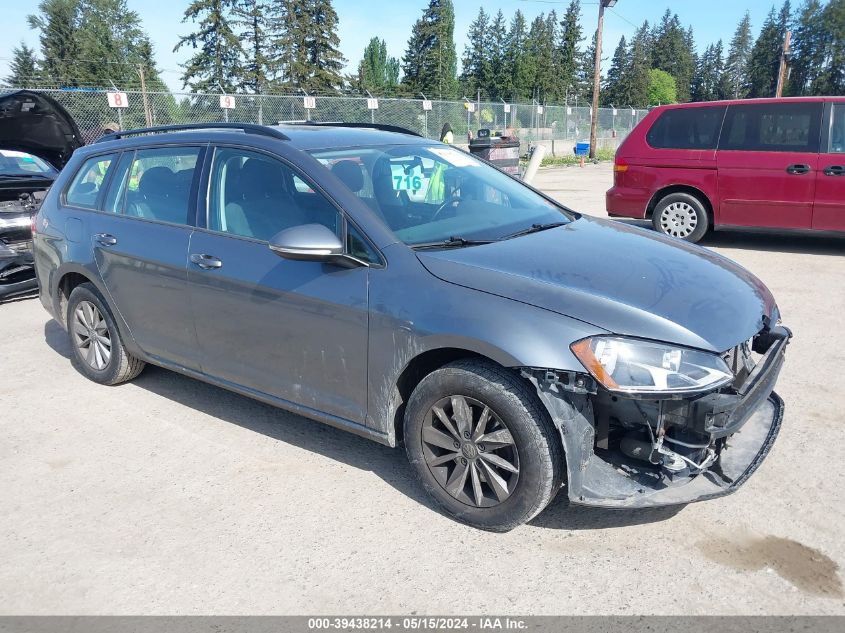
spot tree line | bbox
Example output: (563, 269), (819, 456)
(6, 0), (845, 106)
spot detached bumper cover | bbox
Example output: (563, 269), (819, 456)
(571, 392), (783, 508)
(529, 326), (790, 509)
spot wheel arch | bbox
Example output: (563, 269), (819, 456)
(54, 266), (101, 328)
(646, 184), (714, 228)
(387, 345), (545, 448)
(53, 264), (141, 357)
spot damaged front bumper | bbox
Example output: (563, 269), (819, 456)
(525, 325), (790, 509)
(0, 239), (36, 299)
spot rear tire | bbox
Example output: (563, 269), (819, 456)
(404, 359), (563, 532)
(66, 283), (145, 385)
(652, 192), (710, 243)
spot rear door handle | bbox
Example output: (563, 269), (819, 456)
(786, 164), (811, 174)
(190, 253), (223, 270)
(94, 233), (117, 246)
(823, 165), (845, 176)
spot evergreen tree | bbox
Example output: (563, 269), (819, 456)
(232, 0), (272, 93)
(603, 35), (628, 106)
(691, 40), (724, 102)
(651, 10), (695, 102)
(270, 0), (309, 88)
(789, 0), (825, 95)
(747, 4), (791, 98)
(504, 9), (531, 100)
(5, 43), (40, 87)
(175, 0), (243, 92)
(75, 0), (160, 88)
(304, 0), (346, 92)
(27, 0), (80, 87)
(401, 0), (458, 99)
(722, 11), (753, 98)
(461, 8), (490, 97)
(557, 0), (583, 101)
(624, 21), (652, 107)
(577, 31), (598, 103)
(816, 0), (845, 94)
(358, 37), (399, 93)
(487, 10), (508, 99)
(525, 12), (558, 102)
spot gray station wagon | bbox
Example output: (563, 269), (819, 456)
(32, 122), (790, 531)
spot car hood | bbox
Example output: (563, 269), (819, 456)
(0, 90), (83, 169)
(416, 216), (777, 353)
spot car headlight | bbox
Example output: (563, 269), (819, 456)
(571, 336), (733, 395)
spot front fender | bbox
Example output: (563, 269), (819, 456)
(365, 244), (607, 442)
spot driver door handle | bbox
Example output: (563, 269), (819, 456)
(94, 233), (117, 246)
(190, 253), (223, 269)
(786, 163), (811, 175)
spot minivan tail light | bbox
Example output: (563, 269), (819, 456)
(613, 157), (628, 172)
(30, 214), (38, 235)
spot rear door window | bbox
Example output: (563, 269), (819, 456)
(646, 106), (726, 149)
(65, 153), (117, 209)
(720, 102), (822, 152)
(116, 147), (202, 225)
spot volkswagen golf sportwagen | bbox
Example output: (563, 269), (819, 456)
(33, 122), (789, 531)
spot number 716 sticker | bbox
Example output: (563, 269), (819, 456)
(393, 174), (422, 190)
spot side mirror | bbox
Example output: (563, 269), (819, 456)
(268, 223), (345, 263)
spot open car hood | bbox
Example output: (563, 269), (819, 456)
(0, 90), (83, 169)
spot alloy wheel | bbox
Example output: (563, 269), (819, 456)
(659, 201), (698, 238)
(71, 300), (112, 371)
(421, 395), (520, 508)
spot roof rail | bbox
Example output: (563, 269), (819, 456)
(95, 122), (290, 143)
(289, 121), (423, 138)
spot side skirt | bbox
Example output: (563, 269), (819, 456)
(142, 354), (393, 447)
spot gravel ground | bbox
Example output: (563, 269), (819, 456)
(1, 162), (844, 614)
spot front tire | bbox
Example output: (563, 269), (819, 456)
(652, 192), (709, 243)
(66, 283), (145, 385)
(404, 359), (563, 532)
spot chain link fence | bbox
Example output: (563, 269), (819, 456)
(4, 86), (649, 154)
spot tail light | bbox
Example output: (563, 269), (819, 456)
(613, 156), (628, 185)
(30, 213), (38, 236)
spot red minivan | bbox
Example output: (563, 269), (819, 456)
(607, 97), (845, 242)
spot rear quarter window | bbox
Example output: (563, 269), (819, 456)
(65, 154), (117, 209)
(646, 106), (726, 150)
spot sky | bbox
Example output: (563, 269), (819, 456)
(0, 0), (784, 93)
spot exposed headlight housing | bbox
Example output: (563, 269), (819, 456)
(571, 336), (734, 396)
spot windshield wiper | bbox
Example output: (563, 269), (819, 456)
(411, 236), (497, 250)
(501, 221), (567, 240)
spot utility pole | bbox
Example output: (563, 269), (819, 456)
(775, 30), (792, 98)
(589, 0), (617, 160)
(138, 64), (152, 127)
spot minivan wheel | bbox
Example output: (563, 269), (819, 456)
(652, 192), (709, 243)
(66, 283), (145, 385)
(404, 359), (563, 532)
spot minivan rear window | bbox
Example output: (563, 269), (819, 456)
(720, 102), (822, 153)
(646, 106), (726, 150)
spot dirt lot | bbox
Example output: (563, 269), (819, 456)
(1, 162), (844, 614)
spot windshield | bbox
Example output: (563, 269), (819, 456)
(310, 144), (570, 246)
(0, 150), (56, 177)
